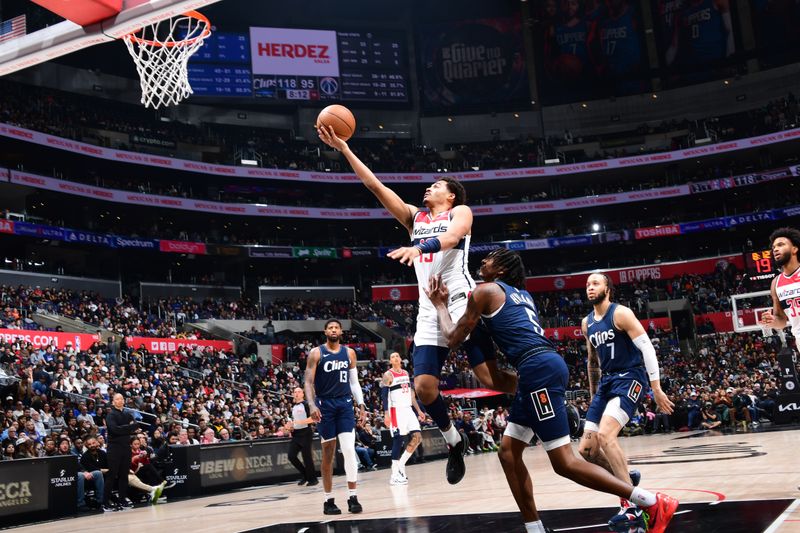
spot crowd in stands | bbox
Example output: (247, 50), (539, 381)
(1, 78), (799, 204)
(0, 274), (797, 511)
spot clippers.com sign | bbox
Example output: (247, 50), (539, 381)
(250, 27), (339, 76)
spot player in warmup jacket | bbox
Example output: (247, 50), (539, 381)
(318, 124), (517, 486)
(381, 351), (427, 485)
(425, 248), (679, 533)
(576, 273), (675, 530)
(761, 227), (800, 347)
(304, 319), (365, 516)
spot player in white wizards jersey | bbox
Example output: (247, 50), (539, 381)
(318, 124), (516, 485)
(381, 352), (426, 485)
(760, 227), (800, 343)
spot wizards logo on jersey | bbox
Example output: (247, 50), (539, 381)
(532, 387), (555, 421)
(627, 380), (643, 403)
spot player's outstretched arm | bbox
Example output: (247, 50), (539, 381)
(317, 124), (416, 231)
(304, 347), (321, 421)
(583, 317), (601, 399)
(424, 275), (500, 348)
(762, 276), (789, 331)
(613, 306), (674, 415)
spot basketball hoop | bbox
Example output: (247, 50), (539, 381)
(123, 10), (211, 109)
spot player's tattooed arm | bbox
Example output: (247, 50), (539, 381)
(381, 370), (393, 387)
(583, 317), (601, 398)
(304, 347), (321, 422)
(425, 275), (503, 349)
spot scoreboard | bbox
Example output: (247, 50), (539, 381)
(189, 27), (409, 103)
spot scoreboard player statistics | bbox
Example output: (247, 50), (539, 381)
(188, 26), (409, 103)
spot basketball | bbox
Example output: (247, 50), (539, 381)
(316, 104), (356, 141)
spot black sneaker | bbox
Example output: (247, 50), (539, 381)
(323, 498), (342, 515)
(297, 478), (307, 486)
(119, 498), (134, 509)
(446, 432), (468, 485)
(347, 495), (363, 514)
(101, 504), (117, 513)
(306, 478), (319, 486)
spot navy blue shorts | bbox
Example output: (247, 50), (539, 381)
(412, 326), (495, 378)
(506, 351), (570, 446)
(585, 367), (648, 428)
(316, 396), (355, 440)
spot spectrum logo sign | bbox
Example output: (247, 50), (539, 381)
(250, 27), (339, 77)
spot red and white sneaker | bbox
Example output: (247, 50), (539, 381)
(642, 493), (679, 533)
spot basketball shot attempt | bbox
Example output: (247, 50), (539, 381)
(318, 121), (517, 486)
(381, 352), (427, 485)
(577, 273), (675, 531)
(304, 319), (365, 515)
(760, 227), (800, 336)
(425, 249), (679, 533)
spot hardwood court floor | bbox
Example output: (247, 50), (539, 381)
(10, 428), (800, 533)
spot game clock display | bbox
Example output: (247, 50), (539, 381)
(745, 249), (776, 281)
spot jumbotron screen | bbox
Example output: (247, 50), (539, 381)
(188, 26), (409, 103)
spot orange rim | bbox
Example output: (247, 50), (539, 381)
(125, 10), (211, 48)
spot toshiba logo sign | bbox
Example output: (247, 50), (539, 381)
(250, 27), (339, 76)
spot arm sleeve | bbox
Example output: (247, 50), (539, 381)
(349, 368), (365, 406)
(380, 385), (390, 411)
(632, 333), (660, 382)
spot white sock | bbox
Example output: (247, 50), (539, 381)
(399, 450), (413, 467)
(392, 459), (399, 474)
(348, 488), (357, 497)
(525, 520), (547, 533)
(629, 487), (657, 507)
(442, 424), (460, 447)
(324, 492), (333, 502)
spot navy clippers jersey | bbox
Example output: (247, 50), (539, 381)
(598, 5), (642, 75)
(682, 0), (727, 64)
(481, 280), (556, 368)
(585, 303), (643, 374)
(314, 344), (351, 398)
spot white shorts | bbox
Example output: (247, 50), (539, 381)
(390, 406), (421, 436)
(414, 298), (469, 347)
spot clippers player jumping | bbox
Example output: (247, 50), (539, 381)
(425, 249), (678, 533)
(760, 227), (800, 347)
(381, 351), (427, 485)
(304, 319), (365, 516)
(577, 273), (674, 531)
(318, 125), (517, 485)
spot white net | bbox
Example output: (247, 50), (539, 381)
(123, 11), (210, 109)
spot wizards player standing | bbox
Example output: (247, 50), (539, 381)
(577, 273), (675, 530)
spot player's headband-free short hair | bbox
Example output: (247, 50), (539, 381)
(438, 177), (466, 207)
(324, 319), (342, 329)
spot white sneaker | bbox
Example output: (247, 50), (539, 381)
(390, 472), (408, 485)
